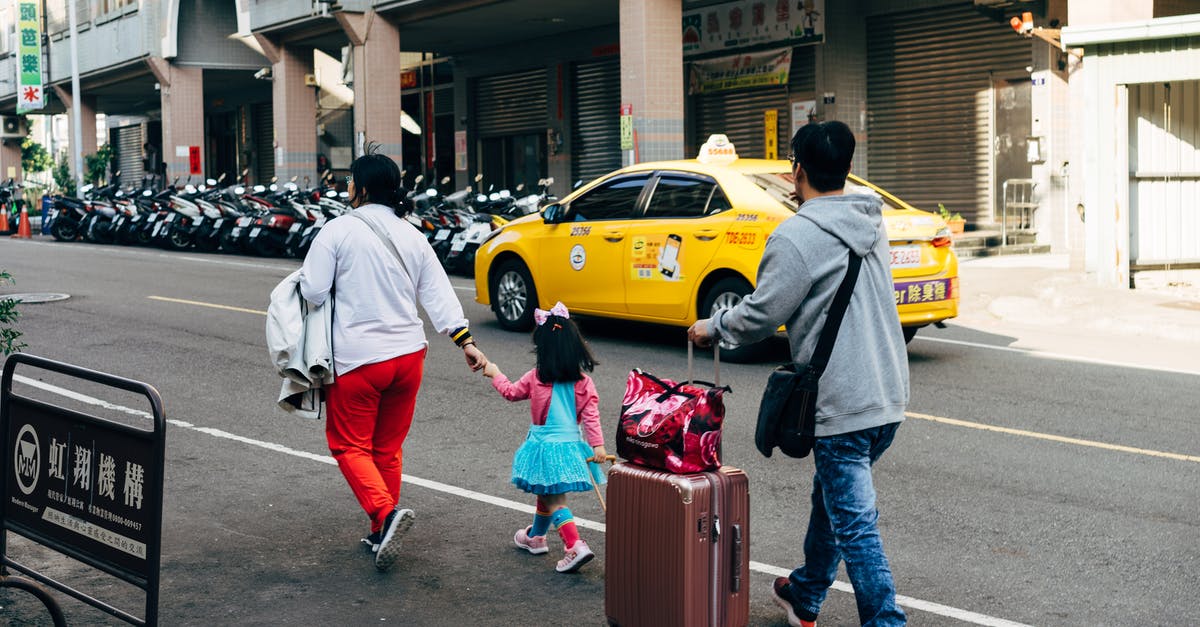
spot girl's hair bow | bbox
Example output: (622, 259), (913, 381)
(534, 301), (570, 326)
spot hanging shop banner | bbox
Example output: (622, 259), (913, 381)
(683, 0), (824, 57)
(688, 47), (792, 95)
(16, 0), (44, 113)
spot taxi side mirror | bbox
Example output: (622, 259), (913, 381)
(543, 204), (565, 224)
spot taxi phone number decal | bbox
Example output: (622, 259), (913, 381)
(894, 279), (951, 305)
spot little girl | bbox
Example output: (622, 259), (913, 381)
(483, 302), (607, 574)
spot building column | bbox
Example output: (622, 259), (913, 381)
(0, 139), (22, 182)
(148, 58), (205, 181)
(51, 86), (99, 178)
(256, 36), (318, 184)
(619, 0), (684, 163)
(338, 11), (403, 165)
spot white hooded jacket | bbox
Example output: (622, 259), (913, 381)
(266, 269), (333, 418)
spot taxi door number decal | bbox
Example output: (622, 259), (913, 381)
(570, 226), (591, 237)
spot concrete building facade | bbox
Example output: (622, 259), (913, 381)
(1, 0), (1194, 287)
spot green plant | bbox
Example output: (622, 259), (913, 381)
(85, 144), (114, 185)
(0, 271), (25, 356)
(52, 159), (75, 196)
(937, 204), (963, 222)
(21, 137), (52, 174)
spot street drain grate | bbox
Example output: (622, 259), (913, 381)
(2, 292), (71, 304)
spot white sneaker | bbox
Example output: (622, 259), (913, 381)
(555, 540), (594, 573)
(374, 508), (415, 572)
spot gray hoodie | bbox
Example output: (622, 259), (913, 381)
(712, 193), (909, 436)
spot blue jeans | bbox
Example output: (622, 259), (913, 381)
(788, 422), (905, 626)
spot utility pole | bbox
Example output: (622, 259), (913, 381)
(67, 0), (83, 197)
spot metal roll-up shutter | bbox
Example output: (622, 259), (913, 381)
(473, 68), (548, 137)
(114, 125), (144, 188)
(867, 3), (1031, 223)
(572, 57), (621, 182)
(691, 46), (814, 159)
(695, 87), (788, 160)
(253, 102), (274, 183)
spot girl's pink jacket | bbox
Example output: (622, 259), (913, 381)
(492, 369), (604, 447)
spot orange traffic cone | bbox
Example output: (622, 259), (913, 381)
(13, 205), (32, 238)
(0, 207), (9, 233)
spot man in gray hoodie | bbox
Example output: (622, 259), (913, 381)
(689, 121), (908, 626)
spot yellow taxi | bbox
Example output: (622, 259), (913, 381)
(474, 136), (958, 359)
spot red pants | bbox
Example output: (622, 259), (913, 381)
(325, 349), (426, 532)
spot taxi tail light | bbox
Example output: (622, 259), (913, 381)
(949, 277), (959, 299)
(931, 227), (953, 248)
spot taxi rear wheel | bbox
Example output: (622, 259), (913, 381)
(700, 277), (764, 363)
(491, 259), (538, 331)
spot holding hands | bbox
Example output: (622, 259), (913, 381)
(482, 361), (502, 379)
(463, 343), (488, 372)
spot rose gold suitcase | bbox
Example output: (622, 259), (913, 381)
(604, 462), (750, 627)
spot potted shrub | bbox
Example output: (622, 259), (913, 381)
(938, 203), (966, 234)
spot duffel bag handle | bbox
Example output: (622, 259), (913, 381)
(686, 340), (719, 387)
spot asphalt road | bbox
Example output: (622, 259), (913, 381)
(1, 237), (1197, 626)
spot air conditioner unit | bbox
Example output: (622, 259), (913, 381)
(0, 116), (26, 139)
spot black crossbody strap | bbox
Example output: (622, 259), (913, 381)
(807, 253), (863, 374)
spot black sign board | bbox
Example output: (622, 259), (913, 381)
(1, 354), (165, 626)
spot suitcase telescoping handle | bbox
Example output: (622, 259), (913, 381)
(686, 340), (720, 387)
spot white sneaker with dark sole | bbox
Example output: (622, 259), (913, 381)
(374, 508), (415, 572)
(555, 540), (594, 573)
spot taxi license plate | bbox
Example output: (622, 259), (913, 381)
(889, 245), (921, 268)
(894, 279), (951, 305)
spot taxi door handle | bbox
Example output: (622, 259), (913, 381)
(693, 229), (720, 241)
(603, 230), (625, 242)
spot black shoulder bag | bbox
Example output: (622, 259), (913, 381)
(755, 252), (862, 458)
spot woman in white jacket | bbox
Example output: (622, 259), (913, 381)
(299, 149), (488, 571)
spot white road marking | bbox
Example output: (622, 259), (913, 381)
(12, 373), (1030, 626)
(915, 335), (1200, 377)
(4, 238), (296, 272)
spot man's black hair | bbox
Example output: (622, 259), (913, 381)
(790, 120), (855, 192)
(533, 315), (597, 383)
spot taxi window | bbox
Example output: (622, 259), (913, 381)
(746, 173), (905, 212)
(643, 174), (718, 219)
(568, 174), (649, 221)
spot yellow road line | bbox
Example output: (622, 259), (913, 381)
(148, 296), (267, 316)
(906, 411), (1200, 463)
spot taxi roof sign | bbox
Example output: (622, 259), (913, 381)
(697, 134), (738, 165)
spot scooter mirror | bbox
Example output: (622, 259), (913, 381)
(413, 175), (424, 185)
(474, 174), (483, 183)
(425, 188), (437, 197)
(114, 170), (121, 177)
(516, 184), (525, 192)
(545, 177), (554, 186)
(234, 186), (246, 194)
(441, 176), (451, 184)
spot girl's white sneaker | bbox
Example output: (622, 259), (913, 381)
(555, 540), (594, 573)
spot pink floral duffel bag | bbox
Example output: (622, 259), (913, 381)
(616, 353), (729, 473)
